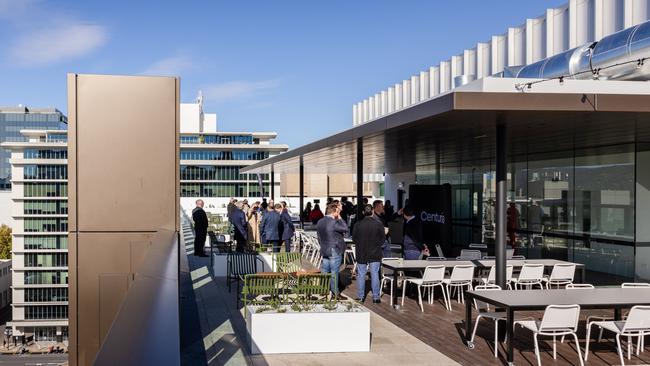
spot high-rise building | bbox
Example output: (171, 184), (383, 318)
(1, 129), (69, 342)
(0, 107), (67, 190)
(179, 95), (288, 213)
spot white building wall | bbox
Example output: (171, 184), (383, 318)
(180, 103), (201, 133)
(0, 191), (11, 227)
(353, 0), (650, 125)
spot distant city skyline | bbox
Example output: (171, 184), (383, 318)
(0, 0), (565, 148)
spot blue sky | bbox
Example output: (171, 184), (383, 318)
(0, 0), (566, 148)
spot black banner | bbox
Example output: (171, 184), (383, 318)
(408, 184), (453, 251)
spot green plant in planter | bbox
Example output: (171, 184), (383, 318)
(290, 303), (303, 312)
(276, 307), (287, 313)
(323, 301), (338, 311)
(256, 306), (273, 313)
(345, 299), (360, 312)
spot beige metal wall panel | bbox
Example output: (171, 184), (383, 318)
(67, 74), (179, 366)
(74, 74), (178, 232)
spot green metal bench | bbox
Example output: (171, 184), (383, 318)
(241, 272), (288, 311)
(273, 252), (303, 273)
(294, 273), (332, 304)
(227, 252), (263, 294)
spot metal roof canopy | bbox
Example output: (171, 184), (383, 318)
(242, 87), (650, 176)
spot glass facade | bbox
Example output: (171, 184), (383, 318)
(25, 288), (68, 302)
(0, 109), (66, 189)
(419, 142), (644, 280)
(180, 134), (254, 144)
(25, 305), (68, 320)
(24, 271), (68, 285)
(24, 218), (68, 232)
(24, 183), (67, 197)
(24, 236), (68, 250)
(180, 149), (269, 161)
(180, 165), (248, 181)
(25, 253), (68, 268)
(24, 200), (68, 215)
(23, 149), (67, 159)
(23, 165), (67, 180)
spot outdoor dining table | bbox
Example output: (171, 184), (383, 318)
(464, 287), (650, 365)
(381, 258), (586, 309)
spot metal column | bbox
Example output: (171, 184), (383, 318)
(299, 156), (304, 228)
(270, 165), (275, 201)
(356, 138), (364, 220)
(495, 123), (507, 289)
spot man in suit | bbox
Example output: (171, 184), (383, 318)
(402, 206), (425, 260)
(280, 201), (295, 252)
(192, 199), (209, 257)
(231, 201), (248, 252)
(353, 204), (385, 303)
(260, 203), (282, 252)
(317, 202), (349, 300)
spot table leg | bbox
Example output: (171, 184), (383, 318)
(615, 308), (622, 321)
(465, 295), (473, 347)
(393, 268), (398, 308)
(581, 267), (586, 283)
(507, 308), (515, 365)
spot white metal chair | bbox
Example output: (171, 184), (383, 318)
(479, 265), (513, 289)
(468, 284), (506, 357)
(515, 304), (584, 366)
(442, 265), (475, 306)
(379, 258), (402, 306)
(469, 243), (488, 249)
(511, 263), (545, 290)
(585, 305), (650, 365)
(401, 265), (450, 311)
(458, 249), (482, 260)
(563, 284), (610, 343)
(542, 263), (576, 289)
(621, 282), (650, 288)
(345, 244), (357, 275)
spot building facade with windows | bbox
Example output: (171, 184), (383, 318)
(179, 97), (288, 214)
(1, 129), (68, 342)
(0, 107), (67, 190)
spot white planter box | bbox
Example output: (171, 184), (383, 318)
(246, 305), (370, 354)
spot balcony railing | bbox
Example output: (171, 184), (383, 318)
(94, 228), (180, 366)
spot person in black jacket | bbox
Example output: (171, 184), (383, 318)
(230, 201), (248, 252)
(316, 203), (349, 299)
(192, 199), (209, 257)
(353, 204), (385, 303)
(402, 206), (426, 260)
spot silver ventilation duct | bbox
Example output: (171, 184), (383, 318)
(513, 19), (650, 81)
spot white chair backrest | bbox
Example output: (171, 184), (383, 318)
(511, 255), (526, 260)
(518, 263), (544, 281)
(549, 263), (576, 281)
(621, 282), (650, 288)
(540, 304), (581, 332)
(622, 306), (650, 332)
(426, 256), (446, 261)
(435, 244), (444, 258)
(469, 243), (487, 249)
(422, 265), (446, 282)
(486, 265), (513, 282)
(473, 284), (501, 311)
(450, 265), (475, 282)
(459, 249), (482, 260)
(506, 248), (514, 258)
(566, 283), (594, 289)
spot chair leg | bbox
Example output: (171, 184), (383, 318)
(553, 335), (557, 359)
(616, 334), (625, 366)
(572, 333), (585, 366)
(470, 315), (482, 343)
(533, 333), (542, 366)
(584, 323), (593, 361)
(628, 335), (632, 360)
(417, 285), (424, 312)
(401, 281), (407, 307)
(494, 319), (499, 358)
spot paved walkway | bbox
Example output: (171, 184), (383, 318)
(180, 220), (458, 366)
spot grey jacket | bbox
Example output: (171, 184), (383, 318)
(316, 216), (349, 258)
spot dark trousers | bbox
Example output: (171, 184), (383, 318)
(234, 229), (247, 252)
(194, 229), (206, 256)
(283, 238), (292, 252)
(268, 240), (281, 253)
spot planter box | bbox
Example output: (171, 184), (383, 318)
(246, 305), (370, 354)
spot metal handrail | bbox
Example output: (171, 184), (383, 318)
(93, 228), (180, 366)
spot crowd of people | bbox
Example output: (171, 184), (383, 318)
(191, 196), (426, 302)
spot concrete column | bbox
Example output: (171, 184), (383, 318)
(495, 123), (508, 289)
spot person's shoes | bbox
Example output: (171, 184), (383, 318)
(373, 299), (381, 304)
(335, 294), (346, 301)
(355, 297), (364, 302)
